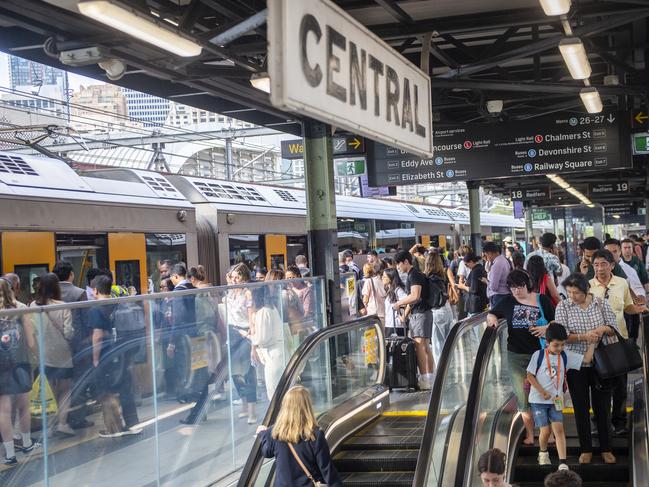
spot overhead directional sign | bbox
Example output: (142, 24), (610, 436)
(268, 0), (433, 157)
(367, 111), (631, 186)
(511, 187), (551, 201)
(588, 181), (629, 196)
(281, 135), (365, 159)
(335, 157), (366, 177)
(605, 202), (637, 217)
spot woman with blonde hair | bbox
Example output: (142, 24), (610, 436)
(258, 385), (342, 486)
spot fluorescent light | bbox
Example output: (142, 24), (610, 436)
(539, 0), (572, 16)
(580, 87), (603, 113)
(250, 72), (270, 93)
(558, 38), (591, 80)
(78, 1), (202, 57)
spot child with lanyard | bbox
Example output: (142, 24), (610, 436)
(526, 322), (583, 471)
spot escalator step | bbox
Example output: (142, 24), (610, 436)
(515, 482), (629, 487)
(333, 449), (418, 472)
(513, 460), (629, 483)
(341, 435), (421, 450)
(338, 471), (414, 486)
(516, 437), (628, 457)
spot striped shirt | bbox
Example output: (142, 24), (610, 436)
(554, 295), (618, 357)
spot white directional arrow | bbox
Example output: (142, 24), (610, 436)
(607, 114), (616, 123)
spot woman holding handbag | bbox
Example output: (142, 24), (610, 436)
(258, 385), (342, 487)
(362, 263), (386, 324)
(554, 272), (618, 465)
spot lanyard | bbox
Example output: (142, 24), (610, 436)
(545, 349), (561, 394)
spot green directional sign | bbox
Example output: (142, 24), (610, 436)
(532, 209), (552, 221)
(335, 157), (366, 177)
(633, 133), (649, 154)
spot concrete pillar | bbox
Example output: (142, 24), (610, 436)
(524, 201), (534, 251)
(303, 120), (341, 324)
(467, 181), (482, 254)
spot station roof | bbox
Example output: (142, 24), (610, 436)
(0, 0), (648, 208)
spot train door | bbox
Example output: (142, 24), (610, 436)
(1, 231), (56, 304)
(108, 233), (148, 295)
(56, 233), (108, 289)
(286, 235), (308, 268)
(265, 234), (287, 271)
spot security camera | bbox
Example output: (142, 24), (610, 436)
(98, 59), (127, 81)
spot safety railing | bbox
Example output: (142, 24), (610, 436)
(237, 315), (386, 487)
(0, 277), (325, 487)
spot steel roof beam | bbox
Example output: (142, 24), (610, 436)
(431, 79), (647, 95)
(373, 0), (414, 24)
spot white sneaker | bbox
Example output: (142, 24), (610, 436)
(538, 451), (551, 465)
(247, 415), (258, 425)
(558, 463), (569, 471)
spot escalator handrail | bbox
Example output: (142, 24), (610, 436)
(454, 320), (508, 487)
(413, 312), (490, 486)
(642, 317), (649, 452)
(237, 315), (385, 487)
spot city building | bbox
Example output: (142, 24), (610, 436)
(122, 88), (170, 127)
(70, 84), (141, 133)
(165, 102), (255, 129)
(9, 56), (65, 90)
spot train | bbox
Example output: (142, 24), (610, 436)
(0, 151), (524, 301)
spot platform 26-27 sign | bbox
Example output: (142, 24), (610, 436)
(268, 0), (433, 158)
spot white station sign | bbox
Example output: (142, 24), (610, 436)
(268, 0), (433, 157)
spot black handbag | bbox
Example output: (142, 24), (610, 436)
(593, 328), (643, 380)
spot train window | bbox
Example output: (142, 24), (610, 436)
(229, 235), (262, 272)
(337, 218), (371, 253)
(269, 254), (285, 271)
(286, 236), (308, 267)
(115, 260), (141, 295)
(14, 263), (48, 304)
(56, 233), (108, 288)
(145, 234), (187, 292)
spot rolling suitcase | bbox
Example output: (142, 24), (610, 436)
(384, 311), (418, 391)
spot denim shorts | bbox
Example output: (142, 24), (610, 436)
(531, 402), (563, 428)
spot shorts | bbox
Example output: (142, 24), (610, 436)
(507, 351), (533, 412)
(45, 366), (73, 380)
(0, 363), (32, 395)
(531, 402), (563, 428)
(409, 311), (433, 339)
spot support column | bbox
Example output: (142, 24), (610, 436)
(467, 181), (482, 254)
(524, 201), (534, 251)
(645, 197), (649, 231)
(225, 137), (233, 180)
(303, 120), (341, 324)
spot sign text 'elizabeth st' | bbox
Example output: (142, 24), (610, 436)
(367, 112), (631, 186)
(268, 0), (433, 157)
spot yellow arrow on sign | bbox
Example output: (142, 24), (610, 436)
(635, 112), (648, 124)
(349, 137), (361, 150)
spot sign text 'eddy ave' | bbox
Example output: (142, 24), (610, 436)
(268, 0), (433, 157)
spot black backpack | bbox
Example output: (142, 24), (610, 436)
(425, 275), (448, 310)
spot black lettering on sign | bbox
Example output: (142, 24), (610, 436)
(349, 41), (367, 110)
(326, 25), (347, 102)
(385, 65), (400, 126)
(401, 77), (413, 132)
(414, 85), (426, 138)
(300, 14), (322, 87)
(368, 55), (384, 117)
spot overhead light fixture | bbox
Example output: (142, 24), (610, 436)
(250, 72), (270, 93)
(486, 100), (503, 114)
(558, 38), (591, 80)
(539, 0), (572, 16)
(78, 1), (202, 57)
(580, 87), (603, 113)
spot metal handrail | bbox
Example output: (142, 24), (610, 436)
(413, 312), (490, 486)
(236, 315), (385, 487)
(454, 320), (508, 487)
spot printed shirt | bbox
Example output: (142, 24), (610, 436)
(589, 275), (634, 337)
(554, 295), (619, 357)
(527, 349), (583, 404)
(487, 254), (512, 298)
(525, 248), (562, 278)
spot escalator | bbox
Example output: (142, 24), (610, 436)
(237, 313), (491, 487)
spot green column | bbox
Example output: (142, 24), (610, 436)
(467, 181), (482, 254)
(303, 120), (341, 324)
(524, 201), (534, 249)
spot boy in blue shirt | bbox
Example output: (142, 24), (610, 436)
(527, 322), (583, 471)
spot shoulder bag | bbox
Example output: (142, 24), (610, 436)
(535, 293), (549, 348)
(593, 326), (643, 380)
(287, 442), (327, 487)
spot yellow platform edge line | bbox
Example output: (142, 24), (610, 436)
(383, 406), (634, 417)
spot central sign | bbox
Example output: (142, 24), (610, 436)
(511, 187), (552, 201)
(268, 0), (433, 157)
(367, 112), (631, 186)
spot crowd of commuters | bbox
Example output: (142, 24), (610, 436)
(0, 253), (317, 466)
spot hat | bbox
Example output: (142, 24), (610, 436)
(503, 236), (513, 244)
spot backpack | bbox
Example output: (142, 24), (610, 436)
(425, 275), (448, 310)
(535, 349), (568, 393)
(111, 302), (145, 336)
(0, 317), (20, 370)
